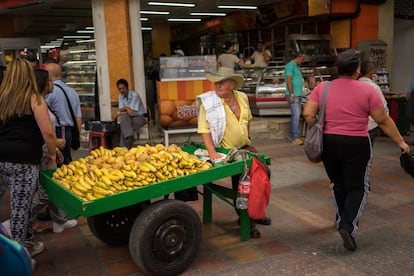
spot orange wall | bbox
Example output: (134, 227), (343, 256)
(151, 23), (171, 58)
(104, 0), (133, 102)
(351, 4), (379, 48)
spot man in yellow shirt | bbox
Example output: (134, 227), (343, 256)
(197, 67), (271, 238)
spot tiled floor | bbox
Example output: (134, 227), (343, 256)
(1, 132), (414, 275)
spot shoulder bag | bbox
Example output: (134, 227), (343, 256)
(55, 84), (80, 150)
(304, 81), (330, 163)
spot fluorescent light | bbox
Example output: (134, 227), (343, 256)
(141, 17), (148, 21)
(141, 27), (152, 31)
(85, 27), (94, 30)
(168, 18), (201, 22)
(190, 12), (226, 16)
(140, 10), (170, 15)
(63, 35), (91, 39)
(76, 39), (96, 43)
(76, 30), (95, 34)
(149, 1), (195, 7)
(218, 5), (257, 10)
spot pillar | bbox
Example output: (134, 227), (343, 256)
(91, 0), (147, 131)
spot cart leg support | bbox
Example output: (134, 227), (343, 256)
(203, 183), (251, 241)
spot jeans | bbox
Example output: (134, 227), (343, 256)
(286, 96), (302, 140)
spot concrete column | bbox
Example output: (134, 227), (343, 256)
(91, 0), (146, 135)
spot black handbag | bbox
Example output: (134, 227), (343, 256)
(55, 84), (80, 150)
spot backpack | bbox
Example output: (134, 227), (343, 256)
(0, 232), (32, 275)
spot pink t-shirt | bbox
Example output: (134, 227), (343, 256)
(308, 78), (385, 137)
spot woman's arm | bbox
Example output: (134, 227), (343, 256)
(303, 100), (319, 127)
(371, 107), (410, 153)
(32, 95), (57, 168)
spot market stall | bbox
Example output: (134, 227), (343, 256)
(40, 144), (270, 275)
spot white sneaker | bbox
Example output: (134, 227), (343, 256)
(24, 241), (45, 257)
(1, 219), (11, 237)
(31, 258), (37, 270)
(53, 219), (78, 233)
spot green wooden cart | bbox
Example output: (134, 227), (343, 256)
(40, 144), (270, 276)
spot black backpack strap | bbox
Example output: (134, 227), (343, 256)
(54, 83), (78, 131)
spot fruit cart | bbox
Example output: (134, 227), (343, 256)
(40, 144), (270, 276)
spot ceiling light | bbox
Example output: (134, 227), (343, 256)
(141, 17), (148, 21)
(218, 5), (257, 10)
(140, 10), (170, 15)
(85, 27), (94, 30)
(63, 35), (91, 39)
(76, 30), (95, 34)
(141, 27), (152, 31)
(190, 12), (226, 16)
(148, 2), (195, 7)
(168, 18), (201, 22)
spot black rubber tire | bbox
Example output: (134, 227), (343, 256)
(87, 200), (151, 246)
(129, 199), (202, 276)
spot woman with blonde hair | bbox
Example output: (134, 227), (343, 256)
(0, 58), (57, 268)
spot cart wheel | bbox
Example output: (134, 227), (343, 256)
(129, 199), (202, 276)
(87, 200), (151, 246)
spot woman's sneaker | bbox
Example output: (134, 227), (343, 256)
(24, 241), (45, 257)
(53, 219), (78, 233)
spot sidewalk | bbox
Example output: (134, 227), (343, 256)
(2, 132), (413, 275)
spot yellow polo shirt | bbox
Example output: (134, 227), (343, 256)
(198, 90), (252, 148)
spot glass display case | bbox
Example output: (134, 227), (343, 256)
(60, 39), (97, 122)
(238, 66), (291, 116)
(159, 55), (217, 81)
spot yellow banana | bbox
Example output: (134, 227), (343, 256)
(111, 170), (125, 180)
(90, 150), (99, 158)
(78, 177), (92, 190)
(85, 193), (96, 201)
(95, 181), (109, 190)
(55, 168), (64, 178)
(73, 182), (90, 193)
(112, 182), (123, 191)
(142, 161), (157, 172)
(84, 174), (95, 186)
(66, 168), (74, 176)
(93, 186), (113, 196)
(155, 171), (165, 181)
(75, 169), (84, 177)
(58, 180), (71, 190)
(93, 191), (105, 199)
(61, 164), (68, 176)
(71, 187), (85, 197)
(100, 175), (112, 186)
(67, 164), (77, 172)
(139, 165), (150, 173)
(148, 160), (160, 170)
(93, 168), (103, 177)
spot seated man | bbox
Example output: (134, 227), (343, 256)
(116, 78), (147, 148)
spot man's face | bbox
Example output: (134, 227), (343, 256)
(257, 43), (264, 51)
(117, 83), (128, 97)
(214, 79), (235, 97)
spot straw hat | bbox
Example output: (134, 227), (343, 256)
(205, 67), (245, 89)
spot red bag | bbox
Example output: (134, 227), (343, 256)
(248, 157), (271, 219)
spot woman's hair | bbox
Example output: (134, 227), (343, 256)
(223, 41), (234, 51)
(0, 58), (41, 121)
(337, 49), (361, 76)
(34, 69), (50, 95)
(360, 61), (376, 76)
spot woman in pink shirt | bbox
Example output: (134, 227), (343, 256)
(303, 49), (410, 252)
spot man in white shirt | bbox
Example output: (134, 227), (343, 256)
(359, 61), (389, 144)
(250, 40), (272, 68)
(116, 79), (147, 148)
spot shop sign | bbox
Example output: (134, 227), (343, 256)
(205, 18), (222, 29)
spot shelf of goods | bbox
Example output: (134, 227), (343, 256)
(40, 143), (270, 275)
(374, 68), (390, 93)
(61, 42), (96, 121)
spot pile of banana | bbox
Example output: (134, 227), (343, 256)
(52, 144), (213, 201)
